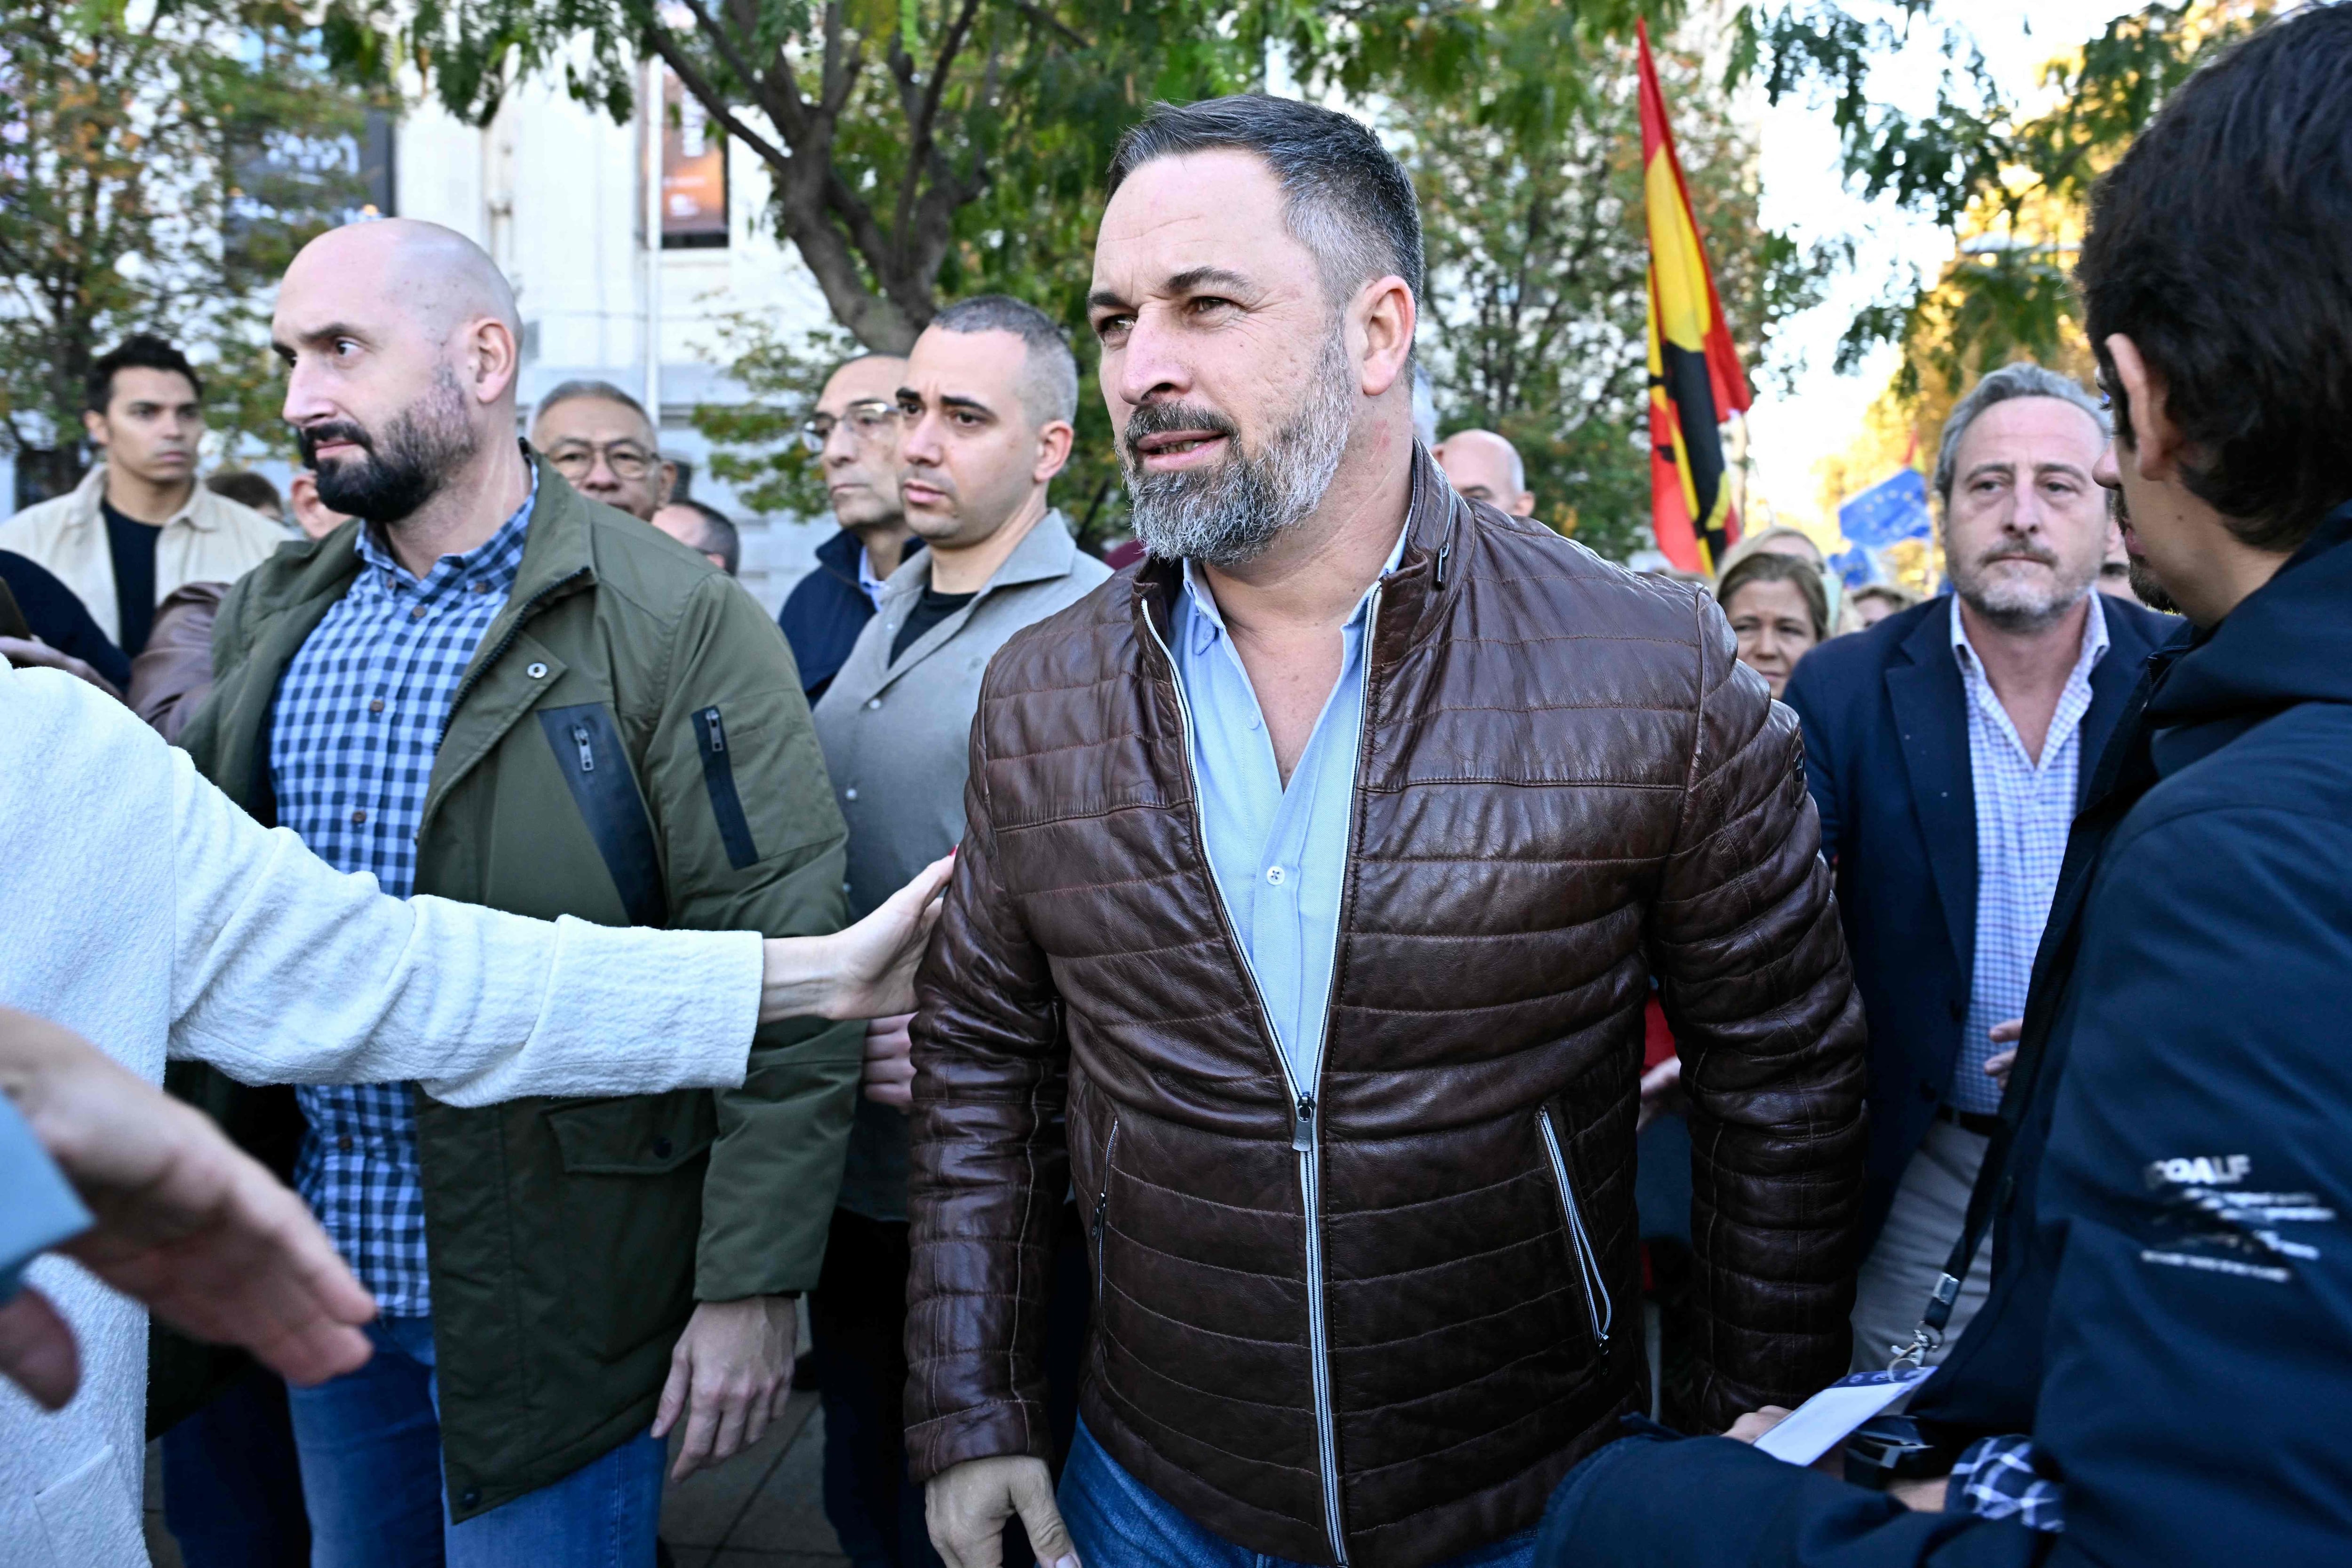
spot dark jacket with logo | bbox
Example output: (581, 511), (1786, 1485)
(174, 456), (860, 1518)
(1781, 593), (2176, 1247)
(1537, 507), (2352, 1567)
(905, 449), (1868, 1568)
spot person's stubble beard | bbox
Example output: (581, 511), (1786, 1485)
(1951, 533), (2103, 635)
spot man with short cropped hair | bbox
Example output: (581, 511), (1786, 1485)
(531, 379), (675, 521)
(0, 335), (284, 654)
(911, 95), (1865, 1568)
(176, 218), (861, 1567)
(654, 498), (742, 576)
(777, 354), (919, 699)
(809, 294), (1108, 1567)
(1433, 427), (1536, 516)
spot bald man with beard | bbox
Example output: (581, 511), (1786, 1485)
(173, 219), (861, 1566)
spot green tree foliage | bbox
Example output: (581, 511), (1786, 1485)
(0, 1), (375, 495)
(1413, 31), (1831, 562)
(1734, 0), (2265, 398)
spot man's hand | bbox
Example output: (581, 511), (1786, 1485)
(653, 1294), (796, 1481)
(1887, 1474), (1949, 1512)
(0, 635), (121, 699)
(864, 1013), (916, 1109)
(1724, 1405), (1794, 1444)
(927, 1455), (1081, 1568)
(1985, 1018), (2024, 1092)
(0, 1008), (375, 1408)
(1726, 1405), (1951, 1501)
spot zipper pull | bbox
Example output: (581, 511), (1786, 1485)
(703, 708), (727, 753)
(571, 722), (595, 773)
(1293, 1092), (1316, 1154)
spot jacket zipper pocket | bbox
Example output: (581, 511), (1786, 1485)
(1092, 1118), (1120, 1303)
(1537, 1107), (1613, 1350)
(695, 706), (759, 869)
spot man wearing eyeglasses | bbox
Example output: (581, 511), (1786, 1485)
(776, 355), (919, 701)
(806, 297), (1108, 1567)
(531, 380), (675, 523)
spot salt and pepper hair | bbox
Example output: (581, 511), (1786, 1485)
(927, 294), (1080, 427)
(1932, 362), (2108, 508)
(533, 379), (655, 436)
(1107, 94), (1425, 332)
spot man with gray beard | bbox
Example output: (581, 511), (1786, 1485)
(1781, 362), (2179, 1380)
(906, 95), (1867, 1568)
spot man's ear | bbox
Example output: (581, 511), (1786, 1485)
(1353, 276), (1417, 399)
(2105, 333), (2185, 484)
(466, 316), (522, 406)
(81, 408), (111, 450)
(657, 460), (678, 509)
(1034, 420), (1075, 485)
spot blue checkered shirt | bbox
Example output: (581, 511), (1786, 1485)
(1949, 594), (2108, 1114)
(272, 480), (536, 1313)
(1951, 1434), (2066, 1531)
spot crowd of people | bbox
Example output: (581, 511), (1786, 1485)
(3, 6), (2352, 1567)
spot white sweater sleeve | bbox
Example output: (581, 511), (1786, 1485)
(160, 710), (762, 1106)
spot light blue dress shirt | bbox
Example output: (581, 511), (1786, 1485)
(1171, 531), (1407, 1099)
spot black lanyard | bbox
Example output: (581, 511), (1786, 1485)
(1890, 661), (2168, 1370)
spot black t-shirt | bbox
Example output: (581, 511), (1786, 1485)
(100, 499), (160, 657)
(890, 585), (978, 665)
(0, 550), (132, 689)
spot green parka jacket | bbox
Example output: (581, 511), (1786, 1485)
(174, 456), (859, 1518)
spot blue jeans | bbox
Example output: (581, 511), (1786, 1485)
(1060, 1418), (1536, 1568)
(283, 1315), (666, 1568)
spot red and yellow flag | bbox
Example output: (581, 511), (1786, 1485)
(1639, 19), (1752, 574)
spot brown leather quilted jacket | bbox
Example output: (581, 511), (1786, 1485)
(906, 451), (1867, 1568)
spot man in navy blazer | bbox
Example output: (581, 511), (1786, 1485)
(1781, 363), (2177, 1374)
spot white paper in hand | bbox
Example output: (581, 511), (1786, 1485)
(1751, 1366), (1937, 1466)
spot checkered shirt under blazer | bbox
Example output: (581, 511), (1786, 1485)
(270, 482), (535, 1312)
(1948, 592), (2109, 1114)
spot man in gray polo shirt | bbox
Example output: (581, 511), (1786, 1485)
(808, 294), (1109, 1566)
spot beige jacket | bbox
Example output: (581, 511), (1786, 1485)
(0, 464), (286, 645)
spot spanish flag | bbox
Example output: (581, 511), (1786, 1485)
(1639, 19), (1752, 574)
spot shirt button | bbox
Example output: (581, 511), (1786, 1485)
(351, 809), (368, 825)
(337, 1135), (354, 1152)
(844, 787), (858, 801)
(867, 698), (882, 710)
(471, 580), (489, 594)
(410, 604), (428, 620)
(368, 698), (384, 714)
(1265, 865), (1286, 886)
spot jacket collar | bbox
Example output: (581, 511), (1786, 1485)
(878, 507), (1080, 606)
(2142, 499), (2352, 775)
(1129, 442), (1467, 665)
(1884, 596), (1978, 977)
(815, 523), (923, 586)
(70, 460), (221, 532)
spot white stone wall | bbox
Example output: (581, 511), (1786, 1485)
(393, 67), (838, 616)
